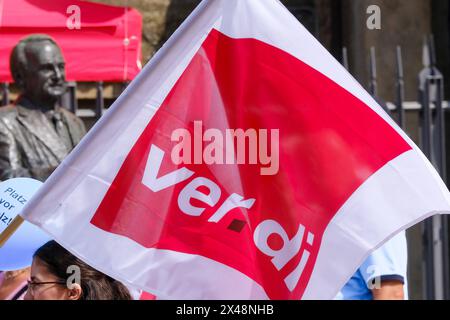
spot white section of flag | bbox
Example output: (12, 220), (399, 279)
(303, 150), (450, 299)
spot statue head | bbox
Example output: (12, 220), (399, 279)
(10, 34), (67, 110)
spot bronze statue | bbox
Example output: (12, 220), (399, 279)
(0, 35), (86, 181)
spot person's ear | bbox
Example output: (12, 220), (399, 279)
(12, 70), (25, 90)
(66, 283), (82, 300)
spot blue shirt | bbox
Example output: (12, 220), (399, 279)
(335, 231), (408, 300)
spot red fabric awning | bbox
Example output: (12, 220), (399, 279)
(0, 0), (142, 82)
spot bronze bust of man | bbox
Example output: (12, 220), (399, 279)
(0, 35), (86, 181)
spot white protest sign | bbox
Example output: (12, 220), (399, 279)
(0, 178), (51, 271)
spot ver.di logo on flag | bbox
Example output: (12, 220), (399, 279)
(90, 29), (410, 299)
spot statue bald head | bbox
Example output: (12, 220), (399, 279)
(10, 34), (67, 110)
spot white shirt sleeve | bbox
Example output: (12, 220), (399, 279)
(359, 230), (408, 288)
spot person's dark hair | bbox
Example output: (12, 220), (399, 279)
(10, 34), (61, 83)
(33, 240), (132, 300)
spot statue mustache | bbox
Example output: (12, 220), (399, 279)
(47, 79), (65, 86)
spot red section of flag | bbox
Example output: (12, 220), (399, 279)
(139, 291), (157, 300)
(91, 29), (411, 299)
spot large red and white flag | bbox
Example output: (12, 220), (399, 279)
(20, 0), (450, 299)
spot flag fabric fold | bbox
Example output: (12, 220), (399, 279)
(19, 0), (450, 299)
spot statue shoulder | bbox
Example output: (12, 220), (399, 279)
(60, 107), (79, 118)
(0, 105), (19, 125)
(60, 108), (83, 123)
(59, 108), (87, 134)
(0, 105), (19, 118)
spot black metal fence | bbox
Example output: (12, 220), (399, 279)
(343, 35), (450, 300)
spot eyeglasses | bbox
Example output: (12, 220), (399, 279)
(27, 279), (66, 295)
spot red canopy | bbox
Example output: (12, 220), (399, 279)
(0, 0), (142, 82)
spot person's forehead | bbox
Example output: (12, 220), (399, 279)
(31, 257), (55, 280)
(24, 41), (65, 64)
